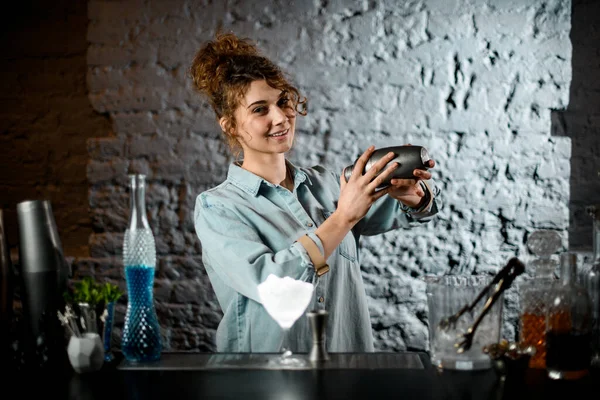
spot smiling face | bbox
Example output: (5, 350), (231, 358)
(222, 79), (296, 164)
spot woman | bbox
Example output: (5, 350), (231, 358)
(190, 32), (442, 353)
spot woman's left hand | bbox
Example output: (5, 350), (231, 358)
(388, 159), (435, 208)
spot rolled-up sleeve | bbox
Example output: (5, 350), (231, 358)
(397, 179), (442, 220)
(194, 195), (315, 303)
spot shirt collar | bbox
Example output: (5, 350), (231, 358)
(227, 160), (308, 196)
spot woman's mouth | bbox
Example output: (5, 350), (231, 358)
(267, 129), (289, 138)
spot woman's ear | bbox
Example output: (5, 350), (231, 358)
(219, 116), (230, 135)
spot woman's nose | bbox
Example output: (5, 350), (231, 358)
(270, 106), (288, 125)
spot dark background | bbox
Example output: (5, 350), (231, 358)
(1, 0), (109, 259)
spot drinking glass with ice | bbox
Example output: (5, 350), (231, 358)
(257, 274), (314, 367)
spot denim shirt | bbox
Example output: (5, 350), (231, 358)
(194, 161), (442, 353)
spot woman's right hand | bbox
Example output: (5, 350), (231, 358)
(336, 146), (399, 226)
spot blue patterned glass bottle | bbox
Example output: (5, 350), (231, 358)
(121, 174), (162, 362)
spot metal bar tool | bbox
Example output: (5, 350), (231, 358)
(438, 257), (526, 353)
(307, 310), (329, 363)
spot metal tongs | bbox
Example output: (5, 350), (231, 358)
(438, 257), (526, 353)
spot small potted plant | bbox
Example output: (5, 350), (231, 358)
(59, 277), (124, 367)
(63, 277), (104, 333)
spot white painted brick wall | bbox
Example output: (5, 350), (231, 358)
(85, 0), (574, 352)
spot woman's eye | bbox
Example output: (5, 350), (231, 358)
(252, 106), (267, 114)
(278, 98), (291, 107)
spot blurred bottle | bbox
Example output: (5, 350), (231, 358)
(0, 209), (15, 366)
(581, 205), (600, 368)
(519, 230), (560, 369)
(546, 252), (592, 380)
(17, 200), (70, 371)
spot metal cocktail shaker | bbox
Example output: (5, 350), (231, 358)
(342, 145), (431, 189)
(17, 200), (70, 369)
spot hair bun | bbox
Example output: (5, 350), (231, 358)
(190, 32), (261, 100)
(212, 32), (261, 57)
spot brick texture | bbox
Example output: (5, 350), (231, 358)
(82, 0), (581, 352)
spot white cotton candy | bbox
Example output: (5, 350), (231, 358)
(257, 274), (314, 329)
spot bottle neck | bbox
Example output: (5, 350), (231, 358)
(128, 175), (150, 230)
(531, 258), (557, 279)
(559, 252), (577, 285)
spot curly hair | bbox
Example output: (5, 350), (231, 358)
(189, 32), (307, 155)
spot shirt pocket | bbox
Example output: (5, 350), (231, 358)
(322, 211), (357, 262)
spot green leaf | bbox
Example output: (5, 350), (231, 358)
(101, 282), (124, 303)
(62, 276), (123, 307)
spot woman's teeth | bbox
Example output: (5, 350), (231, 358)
(268, 130), (288, 137)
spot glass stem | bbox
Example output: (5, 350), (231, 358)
(281, 328), (292, 357)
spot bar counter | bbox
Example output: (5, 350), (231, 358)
(12, 351), (597, 399)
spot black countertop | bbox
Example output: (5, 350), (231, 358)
(11, 352), (598, 400)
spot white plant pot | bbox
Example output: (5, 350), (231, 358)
(67, 333), (105, 373)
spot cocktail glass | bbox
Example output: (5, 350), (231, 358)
(257, 274), (314, 368)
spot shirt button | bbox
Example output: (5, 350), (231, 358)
(306, 222), (314, 227)
(318, 296), (324, 303)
